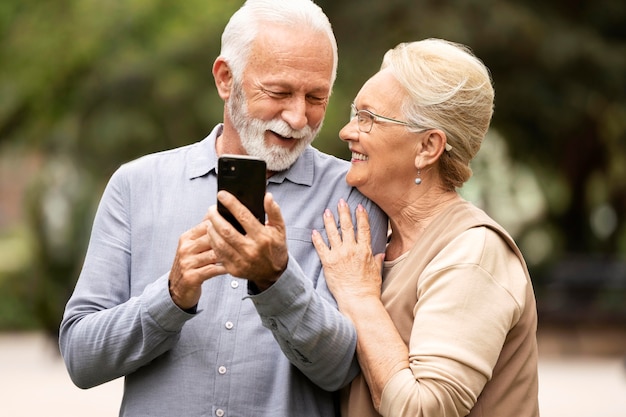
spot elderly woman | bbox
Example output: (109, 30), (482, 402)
(312, 39), (539, 417)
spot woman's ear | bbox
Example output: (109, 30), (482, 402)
(418, 129), (447, 166)
(213, 57), (233, 100)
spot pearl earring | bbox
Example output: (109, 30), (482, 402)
(414, 167), (422, 185)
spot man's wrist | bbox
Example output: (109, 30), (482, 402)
(248, 278), (276, 294)
(168, 279), (198, 313)
(182, 304), (198, 314)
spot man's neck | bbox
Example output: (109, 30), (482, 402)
(215, 131), (275, 179)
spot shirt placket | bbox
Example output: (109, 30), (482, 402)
(212, 277), (245, 417)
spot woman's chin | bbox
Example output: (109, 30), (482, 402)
(345, 171), (367, 189)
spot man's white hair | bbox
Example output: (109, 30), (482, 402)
(219, 0), (338, 87)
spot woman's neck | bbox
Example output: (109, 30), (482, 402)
(385, 190), (461, 261)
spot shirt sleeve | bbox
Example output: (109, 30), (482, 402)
(58, 167), (194, 389)
(247, 257), (357, 391)
(249, 190), (389, 392)
(379, 227), (526, 417)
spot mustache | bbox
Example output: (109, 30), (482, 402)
(263, 118), (315, 140)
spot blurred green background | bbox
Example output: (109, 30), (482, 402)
(1, 0), (625, 337)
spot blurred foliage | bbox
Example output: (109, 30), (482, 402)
(0, 227), (39, 330)
(0, 0), (625, 333)
(0, 0), (240, 173)
(323, 0), (626, 257)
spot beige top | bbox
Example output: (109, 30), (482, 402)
(342, 200), (539, 417)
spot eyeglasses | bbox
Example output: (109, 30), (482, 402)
(349, 103), (453, 151)
(350, 103), (427, 134)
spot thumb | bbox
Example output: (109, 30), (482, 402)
(264, 193), (285, 229)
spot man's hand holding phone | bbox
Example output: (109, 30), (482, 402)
(217, 155), (266, 234)
(168, 154), (288, 311)
(168, 214), (227, 311)
(208, 191), (289, 291)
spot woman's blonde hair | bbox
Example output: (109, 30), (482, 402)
(381, 39), (494, 190)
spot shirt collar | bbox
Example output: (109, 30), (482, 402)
(186, 123), (315, 187)
(267, 147), (315, 186)
(187, 124), (222, 180)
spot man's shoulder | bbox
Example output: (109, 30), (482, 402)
(116, 137), (215, 182)
(304, 146), (350, 178)
(306, 146), (349, 166)
(105, 139), (213, 193)
(123, 141), (201, 170)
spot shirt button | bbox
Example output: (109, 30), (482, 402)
(218, 366), (227, 375)
(216, 409), (225, 417)
(230, 280), (239, 289)
(225, 321), (234, 330)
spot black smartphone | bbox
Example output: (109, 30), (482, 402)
(217, 154), (267, 234)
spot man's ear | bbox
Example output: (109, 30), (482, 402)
(213, 57), (233, 100)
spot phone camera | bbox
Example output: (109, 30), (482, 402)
(221, 161), (238, 178)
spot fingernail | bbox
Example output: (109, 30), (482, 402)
(324, 209), (332, 217)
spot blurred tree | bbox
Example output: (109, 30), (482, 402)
(320, 0), (626, 321)
(24, 155), (96, 338)
(0, 0), (240, 170)
(0, 0), (242, 335)
(321, 0), (626, 261)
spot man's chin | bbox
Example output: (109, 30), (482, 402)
(264, 141), (311, 171)
(265, 154), (298, 172)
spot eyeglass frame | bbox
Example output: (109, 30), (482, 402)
(349, 103), (453, 152)
(350, 103), (427, 133)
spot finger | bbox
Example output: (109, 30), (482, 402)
(355, 204), (372, 245)
(205, 207), (237, 251)
(311, 229), (329, 257)
(177, 242), (220, 274)
(183, 219), (213, 241)
(337, 199), (356, 242)
(197, 262), (228, 278)
(176, 227), (212, 267)
(217, 190), (264, 234)
(322, 208), (342, 248)
(192, 248), (220, 268)
(264, 193), (285, 231)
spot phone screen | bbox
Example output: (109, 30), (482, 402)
(217, 155), (266, 234)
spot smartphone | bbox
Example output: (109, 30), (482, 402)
(217, 154), (267, 234)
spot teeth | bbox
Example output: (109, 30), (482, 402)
(352, 152), (369, 161)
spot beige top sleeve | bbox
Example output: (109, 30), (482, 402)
(379, 227), (528, 417)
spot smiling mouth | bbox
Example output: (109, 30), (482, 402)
(351, 151), (369, 161)
(269, 130), (296, 141)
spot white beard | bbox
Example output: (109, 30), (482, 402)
(227, 83), (321, 172)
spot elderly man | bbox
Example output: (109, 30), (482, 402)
(59, 1), (388, 416)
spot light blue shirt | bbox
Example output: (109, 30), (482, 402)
(59, 124), (388, 417)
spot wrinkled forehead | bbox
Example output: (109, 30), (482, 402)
(244, 26), (334, 92)
(354, 69), (407, 108)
